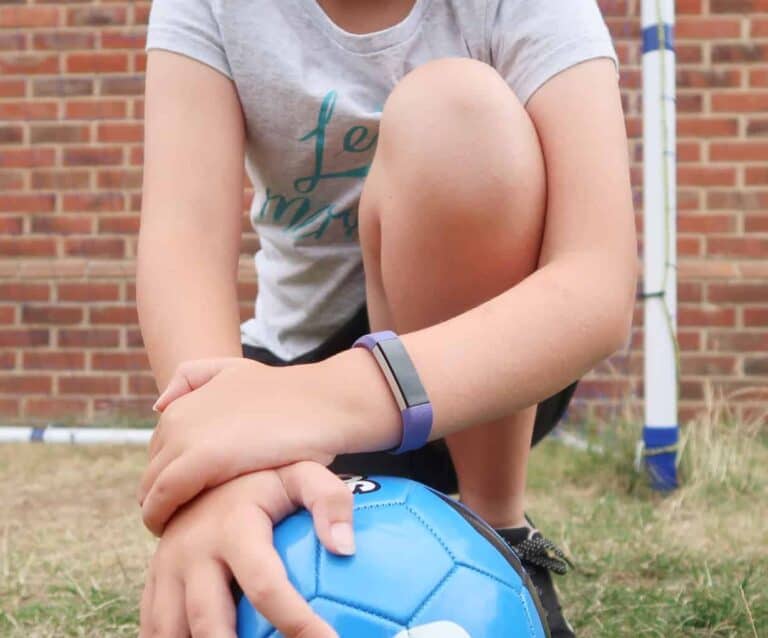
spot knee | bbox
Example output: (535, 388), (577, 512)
(368, 57), (545, 231)
(378, 58), (536, 156)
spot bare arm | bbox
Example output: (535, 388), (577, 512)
(138, 50), (246, 390)
(334, 58), (638, 448)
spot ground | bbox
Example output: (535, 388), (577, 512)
(0, 416), (765, 637)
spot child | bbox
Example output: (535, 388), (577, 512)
(136, 1), (636, 636)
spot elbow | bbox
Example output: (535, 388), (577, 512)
(603, 268), (638, 357)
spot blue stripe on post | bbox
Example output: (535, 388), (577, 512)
(30, 426), (46, 442)
(643, 425), (679, 490)
(642, 24), (675, 54)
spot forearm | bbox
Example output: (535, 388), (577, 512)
(330, 254), (636, 453)
(137, 223), (242, 391)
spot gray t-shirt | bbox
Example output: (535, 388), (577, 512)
(146, 0), (618, 360)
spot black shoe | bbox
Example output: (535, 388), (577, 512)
(496, 519), (575, 638)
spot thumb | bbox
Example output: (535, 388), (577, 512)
(153, 357), (244, 412)
(278, 462), (356, 556)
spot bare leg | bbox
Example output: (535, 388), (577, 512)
(359, 58), (547, 528)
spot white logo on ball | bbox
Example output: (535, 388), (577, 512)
(394, 621), (471, 637)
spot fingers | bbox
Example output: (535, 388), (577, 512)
(185, 560), (238, 638)
(142, 448), (214, 536)
(225, 509), (338, 638)
(279, 462), (356, 556)
(137, 444), (177, 506)
(147, 573), (189, 638)
(153, 357), (244, 413)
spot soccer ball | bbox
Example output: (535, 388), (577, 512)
(236, 475), (549, 638)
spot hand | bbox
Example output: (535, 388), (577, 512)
(138, 354), (399, 536)
(140, 461), (355, 638)
(151, 357), (242, 413)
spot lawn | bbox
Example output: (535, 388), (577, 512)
(0, 414), (765, 637)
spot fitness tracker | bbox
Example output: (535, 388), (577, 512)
(353, 331), (433, 455)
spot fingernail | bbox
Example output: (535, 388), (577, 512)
(330, 522), (355, 556)
(151, 400), (160, 413)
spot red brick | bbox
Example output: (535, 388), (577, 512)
(0, 194), (55, 213)
(0, 171), (23, 190)
(709, 284), (768, 303)
(31, 216), (92, 235)
(0, 79), (25, 98)
(0, 54), (59, 76)
(30, 124), (90, 145)
(0, 375), (51, 394)
(0, 329), (49, 348)
(58, 329), (119, 348)
(744, 357), (768, 375)
(712, 44), (768, 64)
(58, 283), (120, 302)
(64, 238), (125, 258)
(708, 331), (768, 352)
(678, 214), (735, 233)
(745, 215), (768, 232)
(23, 351), (84, 370)
(0, 217), (22, 234)
(0, 284), (49, 302)
(62, 193), (124, 213)
(102, 31), (146, 49)
(31, 170), (90, 191)
(97, 123), (143, 143)
(89, 305), (138, 324)
(678, 69), (741, 88)
(747, 119), (768, 136)
(97, 169), (142, 189)
(677, 18), (741, 38)
(0, 125), (22, 144)
(33, 31), (94, 51)
(32, 78), (93, 98)
(0, 350), (14, 367)
(67, 53), (128, 74)
(22, 305), (82, 325)
(65, 100), (127, 120)
(98, 216), (140, 233)
(0, 398), (19, 417)
(100, 75), (144, 96)
(678, 306), (736, 327)
(0, 148), (55, 168)
(62, 147), (123, 167)
(133, 3), (151, 25)
(678, 166), (736, 186)
(128, 375), (157, 395)
(712, 0), (768, 12)
(746, 167), (768, 186)
(744, 308), (768, 327)
(26, 398), (87, 418)
(707, 191), (768, 210)
(125, 329), (144, 348)
(0, 7), (59, 28)
(66, 6), (126, 27)
(751, 69), (768, 87)
(708, 237), (768, 258)
(0, 237), (56, 257)
(59, 376), (121, 394)
(710, 142), (768, 162)
(92, 351), (149, 371)
(0, 101), (58, 121)
(712, 92), (768, 112)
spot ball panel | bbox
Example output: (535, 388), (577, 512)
(404, 483), (526, 588)
(409, 566), (547, 638)
(344, 475), (412, 507)
(318, 503), (454, 624)
(310, 597), (403, 638)
(273, 511), (318, 600)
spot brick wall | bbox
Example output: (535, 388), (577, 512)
(0, 1), (766, 426)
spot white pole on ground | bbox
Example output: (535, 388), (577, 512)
(0, 425), (152, 445)
(642, 0), (679, 490)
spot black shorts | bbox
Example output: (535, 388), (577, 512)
(242, 306), (577, 494)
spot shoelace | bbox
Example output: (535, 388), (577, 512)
(510, 532), (573, 575)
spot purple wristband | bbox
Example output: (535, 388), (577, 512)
(353, 331), (433, 454)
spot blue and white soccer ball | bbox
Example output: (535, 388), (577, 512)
(236, 476), (549, 638)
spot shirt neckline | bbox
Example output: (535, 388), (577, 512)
(300, 0), (430, 54)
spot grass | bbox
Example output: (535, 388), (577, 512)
(0, 409), (765, 637)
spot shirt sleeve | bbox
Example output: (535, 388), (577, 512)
(145, 0), (232, 80)
(488, 0), (619, 105)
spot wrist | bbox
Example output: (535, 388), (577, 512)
(319, 347), (402, 455)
